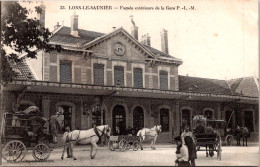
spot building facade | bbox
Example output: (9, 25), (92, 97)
(2, 8), (259, 142)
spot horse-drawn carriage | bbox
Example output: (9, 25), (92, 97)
(192, 115), (222, 160)
(108, 135), (140, 151)
(1, 111), (53, 162)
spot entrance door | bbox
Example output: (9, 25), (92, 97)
(133, 106), (144, 134)
(59, 105), (72, 132)
(112, 105), (126, 135)
(244, 111), (254, 132)
(182, 109), (191, 128)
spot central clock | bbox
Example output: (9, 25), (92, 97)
(113, 42), (125, 56)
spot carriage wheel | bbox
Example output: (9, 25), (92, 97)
(217, 140), (222, 160)
(108, 141), (115, 151)
(2, 140), (27, 162)
(32, 143), (51, 161)
(125, 143), (131, 150)
(133, 141), (140, 151)
(119, 139), (127, 152)
(225, 135), (234, 146)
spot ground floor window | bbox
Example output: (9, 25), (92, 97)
(92, 105), (101, 126)
(244, 111), (254, 132)
(204, 110), (213, 119)
(182, 109), (191, 128)
(160, 108), (169, 132)
(133, 106), (144, 134)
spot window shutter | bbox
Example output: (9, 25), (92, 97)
(94, 63), (104, 85)
(60, 60), (72, 83)
(160, 70), (168, 90)
(133, 68), (143, 88)
(114, 66), (124, 86)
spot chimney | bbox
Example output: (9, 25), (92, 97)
(130, 15), (138, 40)
(36, 3), (46, 28)
(54, 22), (61, 30)
(140, 33), (151, 46)
(161, 29), (169, 54)
(71, 12), (79, 37)
(112, 27), (116, 31)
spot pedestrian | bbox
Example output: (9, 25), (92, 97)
(61, 126), (76, 160)
(174, 136), (190, 166)
(184, 136), (197, 166)
(65, 126), (72, 158)
(49, 109), (62, 143)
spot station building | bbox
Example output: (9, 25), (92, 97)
(2, 7), (258, 142)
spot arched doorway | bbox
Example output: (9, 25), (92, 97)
(58, 105), (72, 132)
(244, 111), (254, 132)
(112, 105), (126, 135)
(133, 106), (144, 134)
(182, 109), (191, 128)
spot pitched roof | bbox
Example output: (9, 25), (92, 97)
(178, 75), (234, 95)
(49, 26), (105, 46)
(227, 77), (259, 97)
(10, 61), (36, 80)
(49, 26), (181, 62)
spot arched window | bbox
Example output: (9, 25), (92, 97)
(182, 109), (191, 128)
(92, 105), (101, 126)
(160, 108), (169, 132)
(204, 110), (213, 119)
(112, 105), (126, 135)
(244, 111), (254, 132)
(133, 106), (144, 133)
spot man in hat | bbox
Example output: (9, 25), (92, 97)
(49, 109), (62, 143)
(194, 120), (205, 134)
(174, 136), (190, 166)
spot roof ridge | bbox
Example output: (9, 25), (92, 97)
(178, 75), (226, 81)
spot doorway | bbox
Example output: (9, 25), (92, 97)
(112, 105), (126, 135)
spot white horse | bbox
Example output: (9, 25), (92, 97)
(61, 125), (111, 160)
(137, 125), (162, 150)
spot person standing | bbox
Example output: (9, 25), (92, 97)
(174, 136), (190, 166)
(184, 136), (197, 166)
(49, 109), (62, 143)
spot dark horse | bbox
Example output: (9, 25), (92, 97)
(235, 126), (250, 146)
(204, 126), (218, 157)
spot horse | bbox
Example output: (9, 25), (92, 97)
(61, 125), (111, 160)
(204, 126), (216, 157)
(236, 126), (249, 146)
(137, 125), (162, 150)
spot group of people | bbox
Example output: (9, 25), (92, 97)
(174, 125), (197, 166)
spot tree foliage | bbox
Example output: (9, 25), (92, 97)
(1, 1), (52, 85)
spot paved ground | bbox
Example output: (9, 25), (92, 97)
(1, 143), (259, 166)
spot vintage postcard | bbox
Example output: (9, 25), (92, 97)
(1, 0), (259, 166)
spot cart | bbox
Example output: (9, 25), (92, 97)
(108, 135), (140, 151)
(192, 115), (222, 160)
(1, 112), (53, 162)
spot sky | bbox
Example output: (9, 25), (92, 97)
(21, 0), (258, 80)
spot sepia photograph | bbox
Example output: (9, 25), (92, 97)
(0, 0), (259, 166)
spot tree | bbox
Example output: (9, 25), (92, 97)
(1, 1), (52, 85)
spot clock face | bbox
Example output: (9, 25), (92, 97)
(113, 42), (125, 56)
